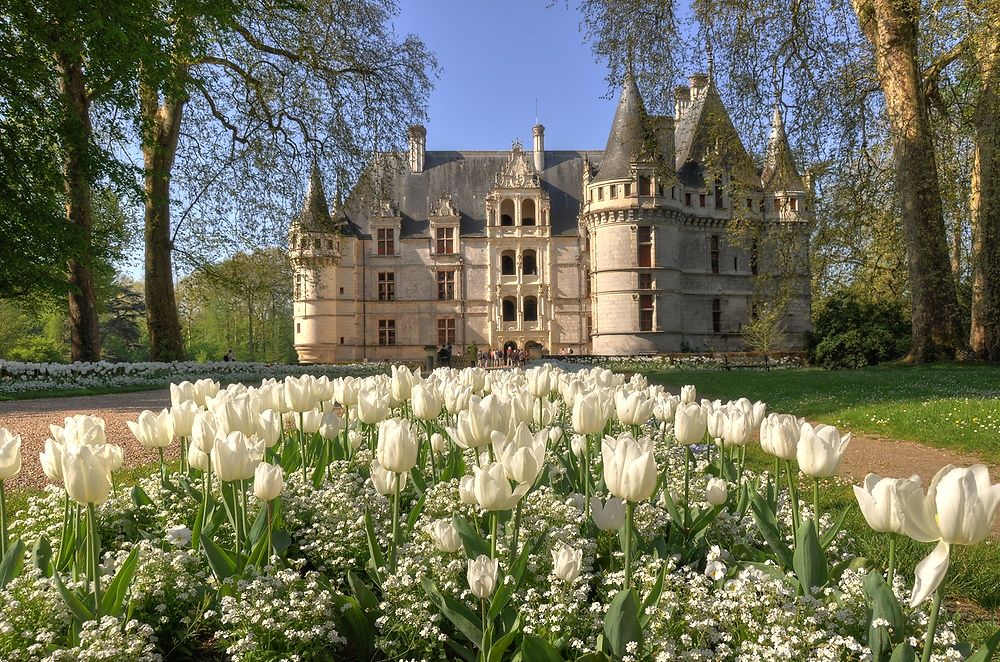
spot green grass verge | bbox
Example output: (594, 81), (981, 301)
(637, 363), (1000, 463)
(0, 383), (166, 402)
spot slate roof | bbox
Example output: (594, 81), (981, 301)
(295, 162), (337, 232)
(674, 84), (759, 187)
(762, 105), (805, 191)
(592, 75), (648, 184)
(338, 149), (602, 239)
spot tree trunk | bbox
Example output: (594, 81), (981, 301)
(56, 53), (101, 362)
(852, 0), (967, 361)
(969, 29), (1000, 362)
(141, 83), (186, 361)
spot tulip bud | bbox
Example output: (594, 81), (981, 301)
(376, 418), (419, 474)
(298, 408), (323, 434)
(430, 432), (447, 454)
(170, 381), (197, 408)
(429, 519), (462, 553)
(458, 474), (478, 505)
(573, 391), (609, 435)
(674, 404), (707, 446)
(797, 423), (851, 478)
(319, 411), (343, 439)
(187, 441), (211, 472)
(705, 477), (728, 506)
(759, 413), (801, 460)
(170, 401), (199, 438)
(211, 431), (261, 482)
(40, 439), (64, 482)
(127, 409), (174, 449)
(552, 543), (583, 583)
(467, 555), (499, 599)
(412, 383), (444, 421)
(192, 412), (220, 454)
(570, 435), (587, 457)
(257, 410), (283, 448)
(62, 444), (113, 505)
(0, 429), (22, 481)
(680, 384), (696, 404)
(548, 427), (563, 443)
(591, 496), (626, 531)
(253, 461), (284, 502)
(472, 462), (530, 511)
(370, 461), (406, 496)
(601, 434), (657, 503)
(348, 430), (363, 450)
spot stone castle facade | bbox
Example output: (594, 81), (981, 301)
(290, 74), (812, 363)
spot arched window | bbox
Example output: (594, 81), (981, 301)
(501, 251), (516, 275)
(521, 199), (536, 226)
(500, 199), (515, 226)
(522, 250), (537, 275)
(523, 296), (538, 322)
(502, 298), (517, 321)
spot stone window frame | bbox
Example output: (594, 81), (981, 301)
(377, 319), (396, 345)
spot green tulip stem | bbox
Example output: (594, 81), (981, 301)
(180, 435), (187, 474)
(240, 479), (249, 562)
(426, 421), (437, 483)
(624, 500), (635, 591)
(887, 534), (897, 588)
(199, 469), (210, 552)
(510, 500), (522, 563)
(390, 473), (401, 572)
(921, 586), (943, 662)
(87, 503), (102, 618)
(0, 479), (7, 559)
(266, 500), (274, 558)
(72, 505), (80, 581)
(718, 438), (726, 476)
(490, 511), (498, 560)
(158, 447), (165, 483)
(785, 460), (799, 540)
(773, 456), (781, 491)
(738, 446), (746, 483)
(683, 446), (692, 531)
(813, 477), (821, 527)
(298, 413), (308, 481)
(57, 492), (70, 565)
(480, 598), (488, 660)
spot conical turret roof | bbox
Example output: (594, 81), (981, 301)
(593, 74), (649, 183)
(762, 105), (805, 191)
(297, 162), (334, 229)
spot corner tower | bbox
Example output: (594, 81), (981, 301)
(290, 163), (345, 363)
(581, 75), (681, 354)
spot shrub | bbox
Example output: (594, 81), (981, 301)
(809, 290), (911, 368)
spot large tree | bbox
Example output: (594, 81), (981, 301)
(3, 0), (171, 361)
(140, 0), (436, 360)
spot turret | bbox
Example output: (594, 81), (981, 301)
(532, 124), (545, 172)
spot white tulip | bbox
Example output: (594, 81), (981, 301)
(371, 461), (406, 496)
(319, 411), (343, 439)
(170, 401), (199, 438)
(376, 418), (419, 474)
(40, 439), (65, 481)
(62, 445), (114, 505)
(680, 384), (697, 404)
(127, 409), (174, 449)
(0, 429), (22, 481)
(253, 461), (284, 502)
(852, 473), (924, 534)
(467, 554), (499, 599)
(615, 390), (655, 426)
(298, 408), (323, 434)
(705, 477), (728, 506)
(412, 383), (444, 421)
(187, 441), (211, 472)
(429, 519), (463, 553)
(591, 496), (626, 530)
(573, 391), (609, 435)
(170, 381), (197, 407)
(458, 474), (478, 505)
(211, 432), (262, 482)
(759, 413), (802, 460)
(552, 543), (583, 582)
(601, 434), (657, 503)
(674, 404), (707, 445)
(191, 411), (220, 454)
(257, 410), (283, 448)
(472, 462), (530, 511)
(797, 423), (851, 478)
(357, 389), (390, 425)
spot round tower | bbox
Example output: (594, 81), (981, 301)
(581, 75), (683, 354)
(289, 163), (345, 364)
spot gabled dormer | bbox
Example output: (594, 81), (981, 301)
(762, 104), (809, 219)
(368, 198), (401, 257)
(429, 193), (461, 258)
(486, 139), (551, 236)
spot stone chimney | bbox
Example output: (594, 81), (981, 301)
(532, 124), (545, 172)
(674, 85), (691, 119)
(408, 124), (426, 173)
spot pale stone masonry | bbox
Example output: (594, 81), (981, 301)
(290, 74), (812, 363)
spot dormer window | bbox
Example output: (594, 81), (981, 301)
(521, 199), (535, 226)
(436, 227), (455, 254)
(377, 228), (395, 255)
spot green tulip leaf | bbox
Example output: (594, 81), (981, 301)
(310, 442), (329, 488)
(820, 507), (851, 550)
(519, 634), (564, 662)
(749, 490), (793, 569)
(487, 627), (519, 662)
(348, 570), (380, 613)
(420, 576), (483, 646)
(30, 535), (52, 577)
(452, 516), (490, 559)
(53, 570), (93, 623)
(604, 588), (642, 660)
(445, 639), (477, 662)
(131, 484), (154, 507)
(200, 533), (236, 582)
(0, 539), (25, 589)
(363, 508), (385, 586)
(889, 642), (917, 662)
(247, 506), (268, 545)
(792, 518), (829, 595)
(406, 495), (426, 534)
(639, 564), (668, 628)
(101, 545), (139, 617)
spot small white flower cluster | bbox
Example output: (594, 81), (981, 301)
(43, 616), (160, 662)
(281, 464), (390, 581)
(0, 566), (71, 661)
(217, 566), (346, 661)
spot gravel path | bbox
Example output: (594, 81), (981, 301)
(0, 390), (174, 493)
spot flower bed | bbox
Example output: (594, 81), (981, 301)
(553, 353), (806, 371)
(0, 364), (995, 661)
(0, 360), (387, 396)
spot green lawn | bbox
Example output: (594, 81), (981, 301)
(637, 363), (1000, 463)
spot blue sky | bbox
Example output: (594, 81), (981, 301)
(395, 0), (619, 151)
